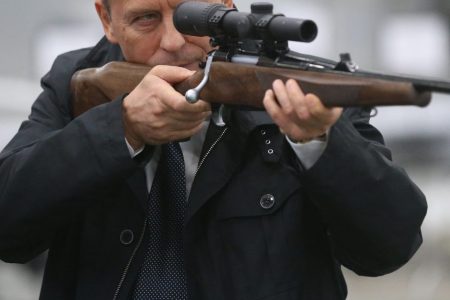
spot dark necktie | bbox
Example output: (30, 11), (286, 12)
(132, 142), (188, 300)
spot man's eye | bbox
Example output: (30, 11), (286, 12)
(140, 14), (157, 20)
(134, 13), (159, 24)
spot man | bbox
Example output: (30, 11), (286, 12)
(0, 0), (426, 299)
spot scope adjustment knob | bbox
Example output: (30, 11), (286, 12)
(251, 2), (273, 15)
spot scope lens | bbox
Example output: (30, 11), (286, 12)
(299, 20), (318, 42)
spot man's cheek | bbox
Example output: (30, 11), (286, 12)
(189, 36), (213, 52)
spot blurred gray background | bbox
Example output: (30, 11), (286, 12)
(0, 0), (449, 299)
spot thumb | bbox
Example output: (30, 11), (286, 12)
(149, 65), (196, 84)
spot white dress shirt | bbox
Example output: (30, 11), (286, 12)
(126, 121), (328, 196)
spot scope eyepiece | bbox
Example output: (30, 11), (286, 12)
(173, 1), (318, 43)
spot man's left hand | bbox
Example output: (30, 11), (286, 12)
(263, 79), (343, 142)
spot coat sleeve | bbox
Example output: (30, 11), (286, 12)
(302, 107), (427, 276)
(0, 52), (147, 263)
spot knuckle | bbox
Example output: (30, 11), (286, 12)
(149, 120), (164, 131)
(270, 110), (282, 122)
(173, 100), (186, 111)
(149, 65), (164, 75)
(289, 129), (301, 140)
(143, 71), (158, 82)
(308, 108), (320, 118)
(296, 109), (309, 120)
(151, 120), (167, 132)
(285, 124), (299, 137)
(151, 104), (164, 116)
(283, 104), (294, 114)
(305, 93), (319, 101)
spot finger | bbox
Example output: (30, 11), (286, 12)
(285, 79), (310, 120)
(264, 89), (326, 140)
(263, 89), (291, 130)
(164, 96), (212, 115)
(285, 79), (305, 98)
(272, 79), (294, 115)
(170, 109), (211, 124)
(145, 75), (210, 113)
(296, 94), (342, 134)
(141, 70), (211, 114)
(168, 117), (205, 134)
(263, 89), (281, 119)
(287, 88), (335, 133)
(304, 93), (338, 123)
(305, 93), (325, 114)
(149, 65), (196, 84)
(155, 119), (207, 143)
(179, 99), (212, 113)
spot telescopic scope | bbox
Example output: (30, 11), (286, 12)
(173, 1), (318, 43)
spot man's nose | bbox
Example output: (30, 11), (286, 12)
(160, 14), (186, 52)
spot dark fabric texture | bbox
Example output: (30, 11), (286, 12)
(132, 142), (187, 300)
(0, 37), (427, 300)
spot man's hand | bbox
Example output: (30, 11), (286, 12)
(122, 65), (211, 149)
(263, 79), (343, 142)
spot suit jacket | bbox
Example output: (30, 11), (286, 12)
(0, 37), (427, 300)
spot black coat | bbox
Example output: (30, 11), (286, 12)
(0, 37), (427, 300)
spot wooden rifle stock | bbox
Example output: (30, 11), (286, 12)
(71, 61), (431, 117)
(71, 62), (149, 117)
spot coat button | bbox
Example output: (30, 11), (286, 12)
(260, 194), (275, 209)
(120, 229), (134, 246)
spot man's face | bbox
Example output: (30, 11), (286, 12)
(96, 0), (233, 70)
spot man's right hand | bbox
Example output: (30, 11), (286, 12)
(122, 65), (211, 150)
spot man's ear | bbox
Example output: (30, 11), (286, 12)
(95, 0), (118, 44)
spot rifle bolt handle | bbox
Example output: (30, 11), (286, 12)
(185, 89), (200, 103)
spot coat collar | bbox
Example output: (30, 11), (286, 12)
(76, 36), (124, 70)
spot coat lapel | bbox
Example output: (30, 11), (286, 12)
(126, 168), (148, 212)
(186, 125), (245, 224)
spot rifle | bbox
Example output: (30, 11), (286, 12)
(71, 1), (450, 118)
